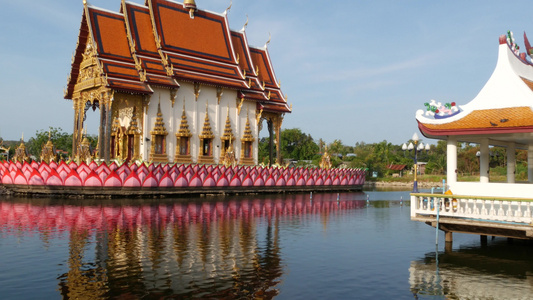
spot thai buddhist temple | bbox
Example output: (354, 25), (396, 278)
(65, 0), (291, 165)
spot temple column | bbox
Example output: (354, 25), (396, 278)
(267, 119), (274, 167)
(72, 98), (79, 156)
(98, 101), (105, 161)
(480, 139), (489, 183)
(104, 99), (113, 163)
(528, 144), (533, 183)
(507, 142), (516, 183)
(274, 115), (283, 165)
(446, 137), (457, 186)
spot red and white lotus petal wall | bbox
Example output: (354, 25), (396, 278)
(0, 161), (366, 189)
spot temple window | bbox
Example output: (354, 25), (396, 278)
(179, 137), (189, 155)
(149, 101), (169, 163)
(175, 102), (193, 163)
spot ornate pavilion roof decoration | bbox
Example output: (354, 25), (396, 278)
(417, 30), (533, 145)
(65, 0), (291, 114)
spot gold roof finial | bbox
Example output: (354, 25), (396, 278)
(265, 32), (271, 48)
(225, 0), (232, 14)
(241, 15), (249, 32)
(183, 0), (197, 18)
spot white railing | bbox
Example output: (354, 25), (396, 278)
(411, 193), (533, 224)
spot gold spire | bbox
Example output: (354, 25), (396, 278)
(151, 101), (168, 136)
(177, 101), (191, 137)
(199, 103), (214, 139)
(241, 113), (253, 141)
(222, 106), (234, 140)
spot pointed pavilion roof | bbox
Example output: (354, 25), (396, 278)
(416, 32), (533, 147)
(65, 0), (291, 114)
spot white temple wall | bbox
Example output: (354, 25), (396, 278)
(139, 83), (258, 164)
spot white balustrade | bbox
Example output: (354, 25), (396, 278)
(411, 193), (533, 225)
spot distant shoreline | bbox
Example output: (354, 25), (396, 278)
(364, 180), (443, 189)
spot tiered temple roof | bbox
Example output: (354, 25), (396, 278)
(416, 31), (533, 146)
(65, 0), (291, 114)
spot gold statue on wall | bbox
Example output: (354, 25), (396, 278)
(13, 135), (29, 163)
(320, 146), (332, 170)
(40, 131), (56, 163)
(223, 134), (236, 167)
(78, 130), (93, 164)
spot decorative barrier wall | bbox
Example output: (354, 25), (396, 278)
(0, 161), (365, 195)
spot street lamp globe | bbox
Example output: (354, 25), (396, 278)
(412, 132), (420, 142)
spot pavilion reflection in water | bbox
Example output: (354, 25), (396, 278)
(0, 194), (366, 298)
(409, 246), (533, 299)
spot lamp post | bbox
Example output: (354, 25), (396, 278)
(402, 133), (430, 193)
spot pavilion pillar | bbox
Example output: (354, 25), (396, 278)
(528, 144), (533, 183)
(507, 142), (516, 183)
(446, 137), (457, 186)
(480, 139), (489, 183)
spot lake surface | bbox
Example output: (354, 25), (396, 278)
(1, 190), (533, 299)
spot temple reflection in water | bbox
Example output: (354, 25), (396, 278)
(0, 193), (366, 298)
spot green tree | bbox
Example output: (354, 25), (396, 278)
(26, 127), (73, 159)
(280, 128), (319, 161)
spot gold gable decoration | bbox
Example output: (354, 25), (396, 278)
(240, 114), (254, 165)
(198, 103), (214, 164)
(175, 102), (193, 163)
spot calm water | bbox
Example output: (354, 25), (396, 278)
(1, 190), (533, 299)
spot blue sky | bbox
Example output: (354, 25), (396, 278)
(1, 0), (532, 146)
